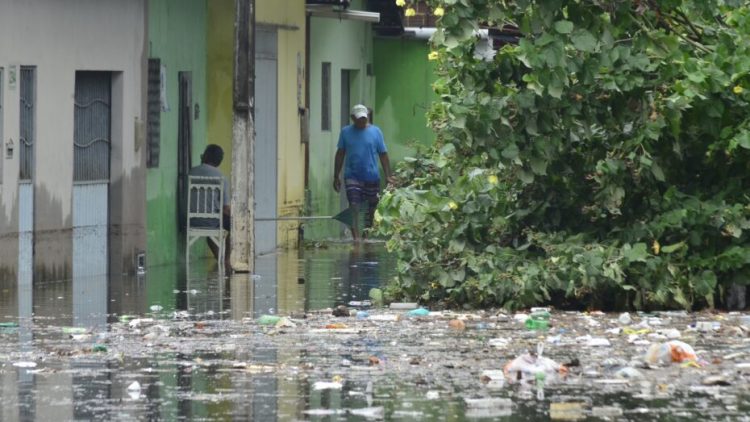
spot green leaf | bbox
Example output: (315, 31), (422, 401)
(519, 170), (535, 184)
(623, 243), (648, 263)
(651, 162), (665, 182)
(661, 241), (686, 254)
(548, 78), (564, 98)
(695, 271), (718, 297)
(444, 36), (460, 49)
(502, 144), (520, 160)
(554, 20), (574, 34)
(735, 131), (750, 150)
(530, 157), (548, 175)
(571, 30), (597, 52)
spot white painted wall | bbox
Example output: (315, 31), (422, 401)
(0, 0), (146, 273)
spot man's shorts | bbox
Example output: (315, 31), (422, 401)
(345, 179), (380, 205)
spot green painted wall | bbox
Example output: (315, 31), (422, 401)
(373, 38), (437, 163)
(306, 0), (376, 240)
(146, 0), (207, 266)
(306, 32), (438, 241)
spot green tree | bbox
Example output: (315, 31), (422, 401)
(377, 0), (750, 310)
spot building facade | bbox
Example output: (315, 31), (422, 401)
(0, 0), (148, 283)
(207, 0), (307, 256)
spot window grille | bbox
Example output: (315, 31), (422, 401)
(74, 71), (111, 182)
(147, 59), (161, 168)
(19, 66), (35, 181)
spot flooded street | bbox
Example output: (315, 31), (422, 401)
(1, 243), (750, 420)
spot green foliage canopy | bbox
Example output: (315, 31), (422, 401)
(376, 0), (750, 310)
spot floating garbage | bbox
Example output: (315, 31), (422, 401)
(448, 319), (466, 330)
(513, 313), (529, 323)
(332, 305), (350, 317)
(694, 321), (721, 332)
(0, 322), (19, 328)
(390, 302), (418, 310)
(581, 336), (610, 347)
(349, 407), (384, 418)
(62, 327), (87, 334)
(149, 305), (163, 312)
(525, 310), (550, 331)
(504, 344), (568, 383)
(275, 317), (296, 328)
(70, 333), (92, 341)
(550, 402), (584, 421)
(13, 362), (37, 368)
(488, 338), (510, 348)
(356, 311), (369, 320)
(313, 381), (343, 391)
(369, 314), (399, 322)
(406, 308), (430, 317)
(348, 300), (372, 308)
(644, 340), (697, 365)
(480, 370), (506, 389)
(426, 391), (440, 400)
(128, 318), (154, 329)
(258, 315), (281, 326)
(127, 381), (141, 392)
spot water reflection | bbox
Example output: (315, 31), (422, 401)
(4, 244), (743, 420)
(0, 244), (396, 421)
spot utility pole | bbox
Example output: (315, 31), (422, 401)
(231, 0), (255, 273)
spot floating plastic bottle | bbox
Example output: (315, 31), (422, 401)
(525, 312), (550, 330)
(257, 315), (281, 325)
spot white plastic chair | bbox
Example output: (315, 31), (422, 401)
(186, 175), (226, 271)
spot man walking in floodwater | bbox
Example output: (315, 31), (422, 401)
(333, 104), (393, 241)
(189, 144), (231, 268)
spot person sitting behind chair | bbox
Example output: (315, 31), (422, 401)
(189, 144), (230, 267)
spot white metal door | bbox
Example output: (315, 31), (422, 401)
(72, 72), (110, 328)
(254, 28), (278, 255)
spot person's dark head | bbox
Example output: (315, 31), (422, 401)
(201, 144), (224, 167)
(350, 104), (369, 130)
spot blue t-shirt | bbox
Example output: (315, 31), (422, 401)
(337, 124), (387, 182)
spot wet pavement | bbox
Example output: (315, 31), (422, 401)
(1, 243), (750, 421)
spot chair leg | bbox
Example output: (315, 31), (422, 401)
(218, 235), (224, 276)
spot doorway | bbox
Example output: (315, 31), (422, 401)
(254, 27), (278, 256)
(72, 71), (112, 278)
(177, 72), (193, 234)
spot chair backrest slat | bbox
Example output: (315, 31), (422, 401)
(187, 175), (224, 227)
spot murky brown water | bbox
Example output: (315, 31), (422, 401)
(1, 243), (750, 421)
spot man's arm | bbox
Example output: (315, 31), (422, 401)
(379, 152), (395, 185)
(333, 148), (346, 192)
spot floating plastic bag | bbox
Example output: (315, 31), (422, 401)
(504, 343), (568, 383)
(644, 340), (697, 365)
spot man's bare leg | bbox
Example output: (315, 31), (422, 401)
(350, 203), (361, 242)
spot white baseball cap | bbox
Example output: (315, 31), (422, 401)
(351, 104), (368, 119)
